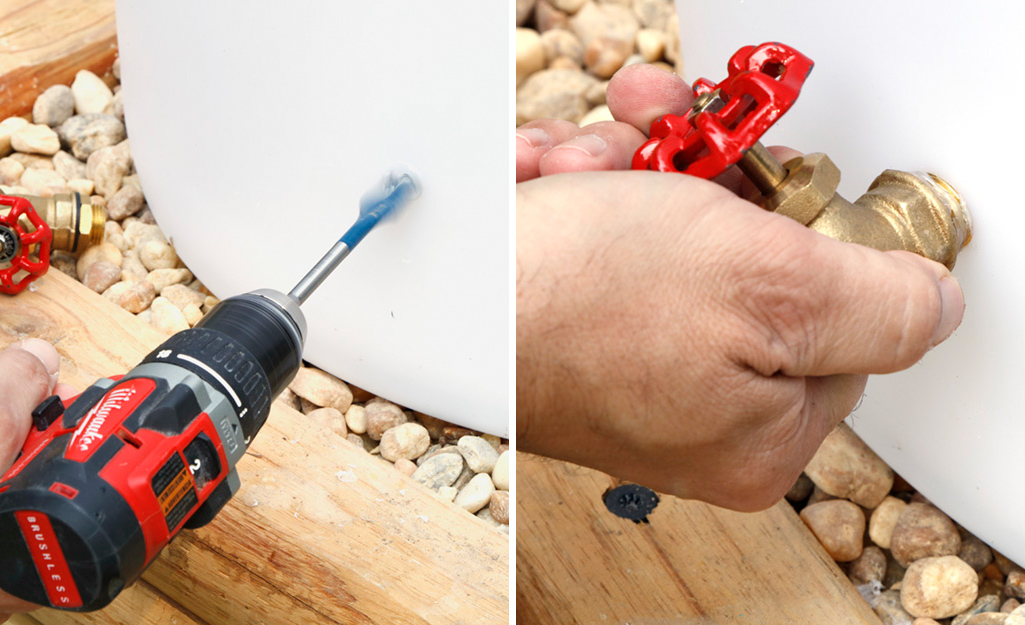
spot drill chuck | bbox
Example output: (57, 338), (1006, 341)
(141, 290), (305, 442)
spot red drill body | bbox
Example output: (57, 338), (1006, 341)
(0, 291), (302, 610)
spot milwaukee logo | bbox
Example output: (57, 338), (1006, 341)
(64, 378), (155, 462)
(72, 388), (134, 451)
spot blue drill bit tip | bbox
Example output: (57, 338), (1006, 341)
(288, 167), (421, 304)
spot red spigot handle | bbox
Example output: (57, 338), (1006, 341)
(632, 42), (814, 178)
(0, 195), (52, 295)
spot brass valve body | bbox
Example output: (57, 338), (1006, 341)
(743, 148), (970, 270)
(6, 193), (105, 254)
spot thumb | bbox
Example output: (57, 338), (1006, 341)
(0, 339), (59, 470)
(745, 230), (964, 377)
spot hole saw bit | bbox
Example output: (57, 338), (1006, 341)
(0, 169), (420, 611)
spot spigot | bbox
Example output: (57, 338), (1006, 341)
(0, 192), (105, 294)
(10, 192), (105, 254)
(633, 42), (972, 270)
(767, 155), (970, 270)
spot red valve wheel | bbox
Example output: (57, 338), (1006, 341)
(632, 42), (814, 179)
(0, 194), (52, 295)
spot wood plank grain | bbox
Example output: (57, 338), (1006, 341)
(516, 452), (883, 625)
(0, 0), (117, 120)
(0, 269), (508, 624)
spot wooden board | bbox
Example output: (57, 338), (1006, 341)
(0, 0), (118, 120)
(11, 580), (203, 625)
(516, 452), (883, 625)
(0, 269), (509, 624)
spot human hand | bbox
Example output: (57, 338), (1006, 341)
(516, 64), (695, 182)
(515, 65), (965, 511)
(0, 339), (76, 622)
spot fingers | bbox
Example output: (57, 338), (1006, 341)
(10, 339), (59, 391)
(0, 340), (59, 470)
(0, 341), (65, 617)
(516, 119), (580, 182)
(606, 63), (693, 134)
(730, 221), (965, 377)
(536, 121), (648, 178)
(517, 119), (649, 182)
(54, 382), (78, 402)
(517, 64), (695, 183)
(0, 593), (36, 619)
(767, 145), (804, 166)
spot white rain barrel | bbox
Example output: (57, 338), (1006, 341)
(114, 1), (509, 436)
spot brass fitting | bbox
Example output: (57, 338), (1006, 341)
(739, 146), (971, 270)
(5, 192), (105, 254)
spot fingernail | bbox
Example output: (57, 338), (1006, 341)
(554, 134), (608, 157)
(932, 275), (965, 346)
(515, 127), (551, 149)
(13, 338), (60, 389)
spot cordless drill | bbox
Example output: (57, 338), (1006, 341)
(0, 170), (420, 611)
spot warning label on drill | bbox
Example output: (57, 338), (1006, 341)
(152, 453), (198, 532)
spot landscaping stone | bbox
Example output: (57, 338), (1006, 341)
(490, 490), (510, 524)
(11, 124), (60, 155)
(305, 407), (347, 438)
(799, 499), (865, 562)
(890, 503), (961, 568)
(288, 366), (354, 414)
(379, 423), (431, 462)
(458, 436), (500, 473)
(365, 398), (408, 440)
(803, 423), (894, 508)
(59, 114), (126, 161)
(492, 451), (510, 491)
(71, 70), (114, 115)
(345, 404), (367, 434)
(412, 453), (464, 490)
(454, 473), (495, 514)
(901, 556), (979, 619)
(34, 85), (75, 127)
(869, 496), (908, 550)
